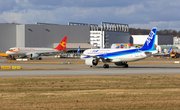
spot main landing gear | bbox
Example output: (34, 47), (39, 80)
(123, 63), (129, 68)
(7, 55), (16, 60)
(103, 63), (128, 68)
(30, 57), (42, 60)
(103, 64), (109, 68)
(114, 62), (129, 68)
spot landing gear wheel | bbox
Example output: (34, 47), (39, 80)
(123, 64), (129, 68)
(13, 57), (16, 60)
(30, 58), (33, 60)
(103, 64), (109, 68)
(38, 57), (42, 60)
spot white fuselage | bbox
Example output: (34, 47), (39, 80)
(6, 47), (61, 56)
(81, 48), (157, 62)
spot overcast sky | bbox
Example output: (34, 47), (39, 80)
(0, 0), (180, 31)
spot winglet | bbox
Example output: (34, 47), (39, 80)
(140, 27), (157, 50)
(54, 36), (67, 51)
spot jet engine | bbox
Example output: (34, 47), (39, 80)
(30, 53), (39, 59)
(18, 55), (27, 58)
(85, 58), (98, 66)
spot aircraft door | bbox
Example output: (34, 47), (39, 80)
(135, 50), (139, 57)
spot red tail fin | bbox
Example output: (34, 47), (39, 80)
(54, 36), (67, 51)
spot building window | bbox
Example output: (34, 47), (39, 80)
(91, 32), (100, 34)
(93, 43), (98, 46)
(28, 28), (33, 32)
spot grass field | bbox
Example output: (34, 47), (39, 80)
(0, 75), (180, 110)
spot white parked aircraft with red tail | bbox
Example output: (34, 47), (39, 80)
(6, 36), (67, 60)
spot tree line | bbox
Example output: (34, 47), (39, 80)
(129, 28), (180, 37)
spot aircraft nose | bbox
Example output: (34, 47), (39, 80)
(6, 50), (11, 55)
(6, 51), (9, 54)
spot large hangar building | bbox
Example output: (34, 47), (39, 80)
(88, 22), (130, 48)
(0, 22), (130, 53)
(0, 23), (90, 53)
(0, 22), (176, 54)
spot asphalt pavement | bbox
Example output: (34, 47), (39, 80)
(0, 60), (180, 77)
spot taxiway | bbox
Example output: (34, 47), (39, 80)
(0, 60), (180, 77)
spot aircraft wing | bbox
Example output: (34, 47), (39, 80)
(153, 53), (170, 56)
(83, 54), (101, 59)
(142, 49), (157, 56)
(82, 54), (112, 62)
(143, 51), (153, 57)
(26, 51), (60, 56)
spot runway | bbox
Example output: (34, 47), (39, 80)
(0, 61), (180, 77)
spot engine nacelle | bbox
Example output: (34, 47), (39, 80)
(18, 55), (27, 58)
(85, 58), (98, 66)
(31, 53), (39, 58)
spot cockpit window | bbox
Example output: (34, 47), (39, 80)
(8, 49), (14, 51)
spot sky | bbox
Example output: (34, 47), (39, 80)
(0, 0), (180, 31)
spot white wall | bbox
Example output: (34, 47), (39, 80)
(90, 31), (102, 48)
(16, 25), (25, 47)
(131, 35), (158, 46)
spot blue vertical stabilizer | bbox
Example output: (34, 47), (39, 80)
(140, 27), (157, 50)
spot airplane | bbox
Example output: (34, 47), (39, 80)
(81, 27), (157, 68)
(154, 46), (173, 57)
(6, 36), (67, 60)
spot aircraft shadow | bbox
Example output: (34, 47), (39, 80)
(93, 65), (180, 69)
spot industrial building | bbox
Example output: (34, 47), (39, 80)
(0, 23), (90, 53)
(0, 22), (130, 53)
(0, 22), (176, 55)
(173, 37), (180, 49)
(131, 35), (173, 46)
(89, 22), (130, 48)
(131, 35), (174, 53)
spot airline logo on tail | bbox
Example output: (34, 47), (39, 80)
(168, 46), (173, 53)
(140, 27), (157, 50)
(60, 42), (66, 47)
(146, 31), (155, 46)
(53, 36), (68, 51)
